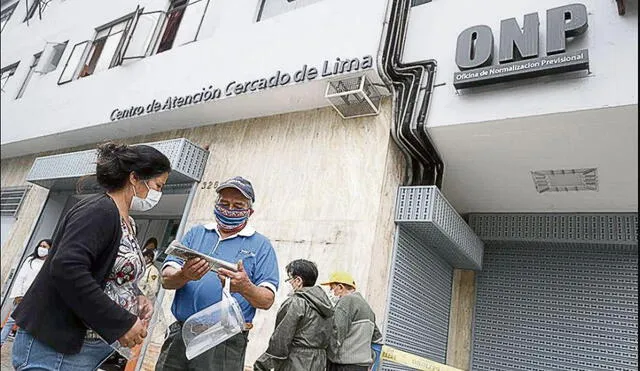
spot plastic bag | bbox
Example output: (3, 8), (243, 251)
(98, 283), (141, 361)
(182, 278), (245, 360)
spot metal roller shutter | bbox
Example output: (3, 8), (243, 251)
(472, 242), (638, 371)
(382, 226), (454, 370)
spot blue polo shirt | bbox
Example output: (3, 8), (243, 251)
(162, 223), (279, 323)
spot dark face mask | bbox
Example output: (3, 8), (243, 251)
(214, 203), (251, 232)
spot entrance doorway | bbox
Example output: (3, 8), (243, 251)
(0, 138), (208, 371)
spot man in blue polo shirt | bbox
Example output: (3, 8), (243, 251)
(156, 176), (280, 371)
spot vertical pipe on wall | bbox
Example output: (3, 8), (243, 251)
(378, 0), (445, 187)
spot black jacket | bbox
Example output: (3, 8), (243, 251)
(13, 193), (137, 354)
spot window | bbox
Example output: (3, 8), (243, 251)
(411, 0), (432, 6)
(16, 52), (41, 99)
(24, 0), (41, 22)
(1, 2), (18, 32)
(119, 1), (210, 64)
(78, 16), (134, 78)
(157, 0), (188, 53)
(0, 63), (19, 92)
(257, 0), (325, 22)
(1, 186), (30, 249)
(1, 186), (30, 217)
(34, 41), (68, 74)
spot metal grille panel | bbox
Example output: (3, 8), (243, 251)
(325, 75), (382, 119)
(26, 138), (208, 190)
(0, 186), (31, 217)
(396, 186), (484, 270)
(472, 243), (638, 371)
(469, 213), (638, 371)
(382, 226), (453, 370)
(469, 213), (638, 244)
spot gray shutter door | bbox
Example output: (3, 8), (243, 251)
(472, 242), (638, 371)
(382, 226), (454, 370)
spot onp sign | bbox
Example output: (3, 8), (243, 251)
(453, 3), (589, 89)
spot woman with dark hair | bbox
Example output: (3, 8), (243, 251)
(12, 142), (172, 370)
(0, 239), (51, 347)
(143, 237), (158, 252)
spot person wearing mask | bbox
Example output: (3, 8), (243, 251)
(157, 176), (280, 371)
(254, 259), (333, 371)
(143, 237), (158, 254)
(0, 239), (52, 347)
(139, 248), (161, 302)
(11, 142), (172, 370)
(321, 272), (383, 371)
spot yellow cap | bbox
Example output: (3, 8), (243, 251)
(320, 271), (356, 289)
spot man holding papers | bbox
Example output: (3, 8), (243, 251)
(157, 176), (280, 371)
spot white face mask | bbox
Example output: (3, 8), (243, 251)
(130, 181), (162, 212)
(37, 247), (49, 258)
(286, 278), (300, 297)
(328, 291), (340, 305)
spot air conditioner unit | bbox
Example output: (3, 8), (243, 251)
(325, 75), (382, 119)
(35, 42), (68, 74)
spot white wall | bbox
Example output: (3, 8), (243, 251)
(403, 0), (638, 128)
(1, 0), (387, 154)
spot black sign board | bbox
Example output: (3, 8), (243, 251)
(453, 4), (590, 89)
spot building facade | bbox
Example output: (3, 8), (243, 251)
(1, 0), (637, 370)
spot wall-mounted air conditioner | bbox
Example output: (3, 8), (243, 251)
(325, 75), (382, 119)
(35, 41), (68, 74)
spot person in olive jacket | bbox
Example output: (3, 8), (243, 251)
(254, 259), (334, 371)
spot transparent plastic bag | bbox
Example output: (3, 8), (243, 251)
(182, 278), (245, 360)
(109, 339), (138, 360)
(99, 282), (142, 360)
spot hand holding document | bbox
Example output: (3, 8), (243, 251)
(164, 240), (238, 273)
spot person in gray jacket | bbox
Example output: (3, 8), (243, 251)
(254, 259), (333, 371)
(321, 271), (383, 371)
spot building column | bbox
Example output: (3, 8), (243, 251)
(446, 269), (477, 370)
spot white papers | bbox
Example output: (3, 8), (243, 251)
(164, 240), (238, 272)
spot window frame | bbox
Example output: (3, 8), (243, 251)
(57, 40), (90, 85)
(1, 62), (20, 92)
(16, 52), (42, 99)
(77, 11), (137, 79)
(118, 7), (166, 64)
(156, 0), (188, 54)
(256, 0), (324, 22)
(23, 0), (41, 22)
(118, 0), (210, 65)
(0, 2), (18, 32)
(151, 0), (209, 53)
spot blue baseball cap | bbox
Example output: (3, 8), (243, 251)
(215, 176), (255, 203)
